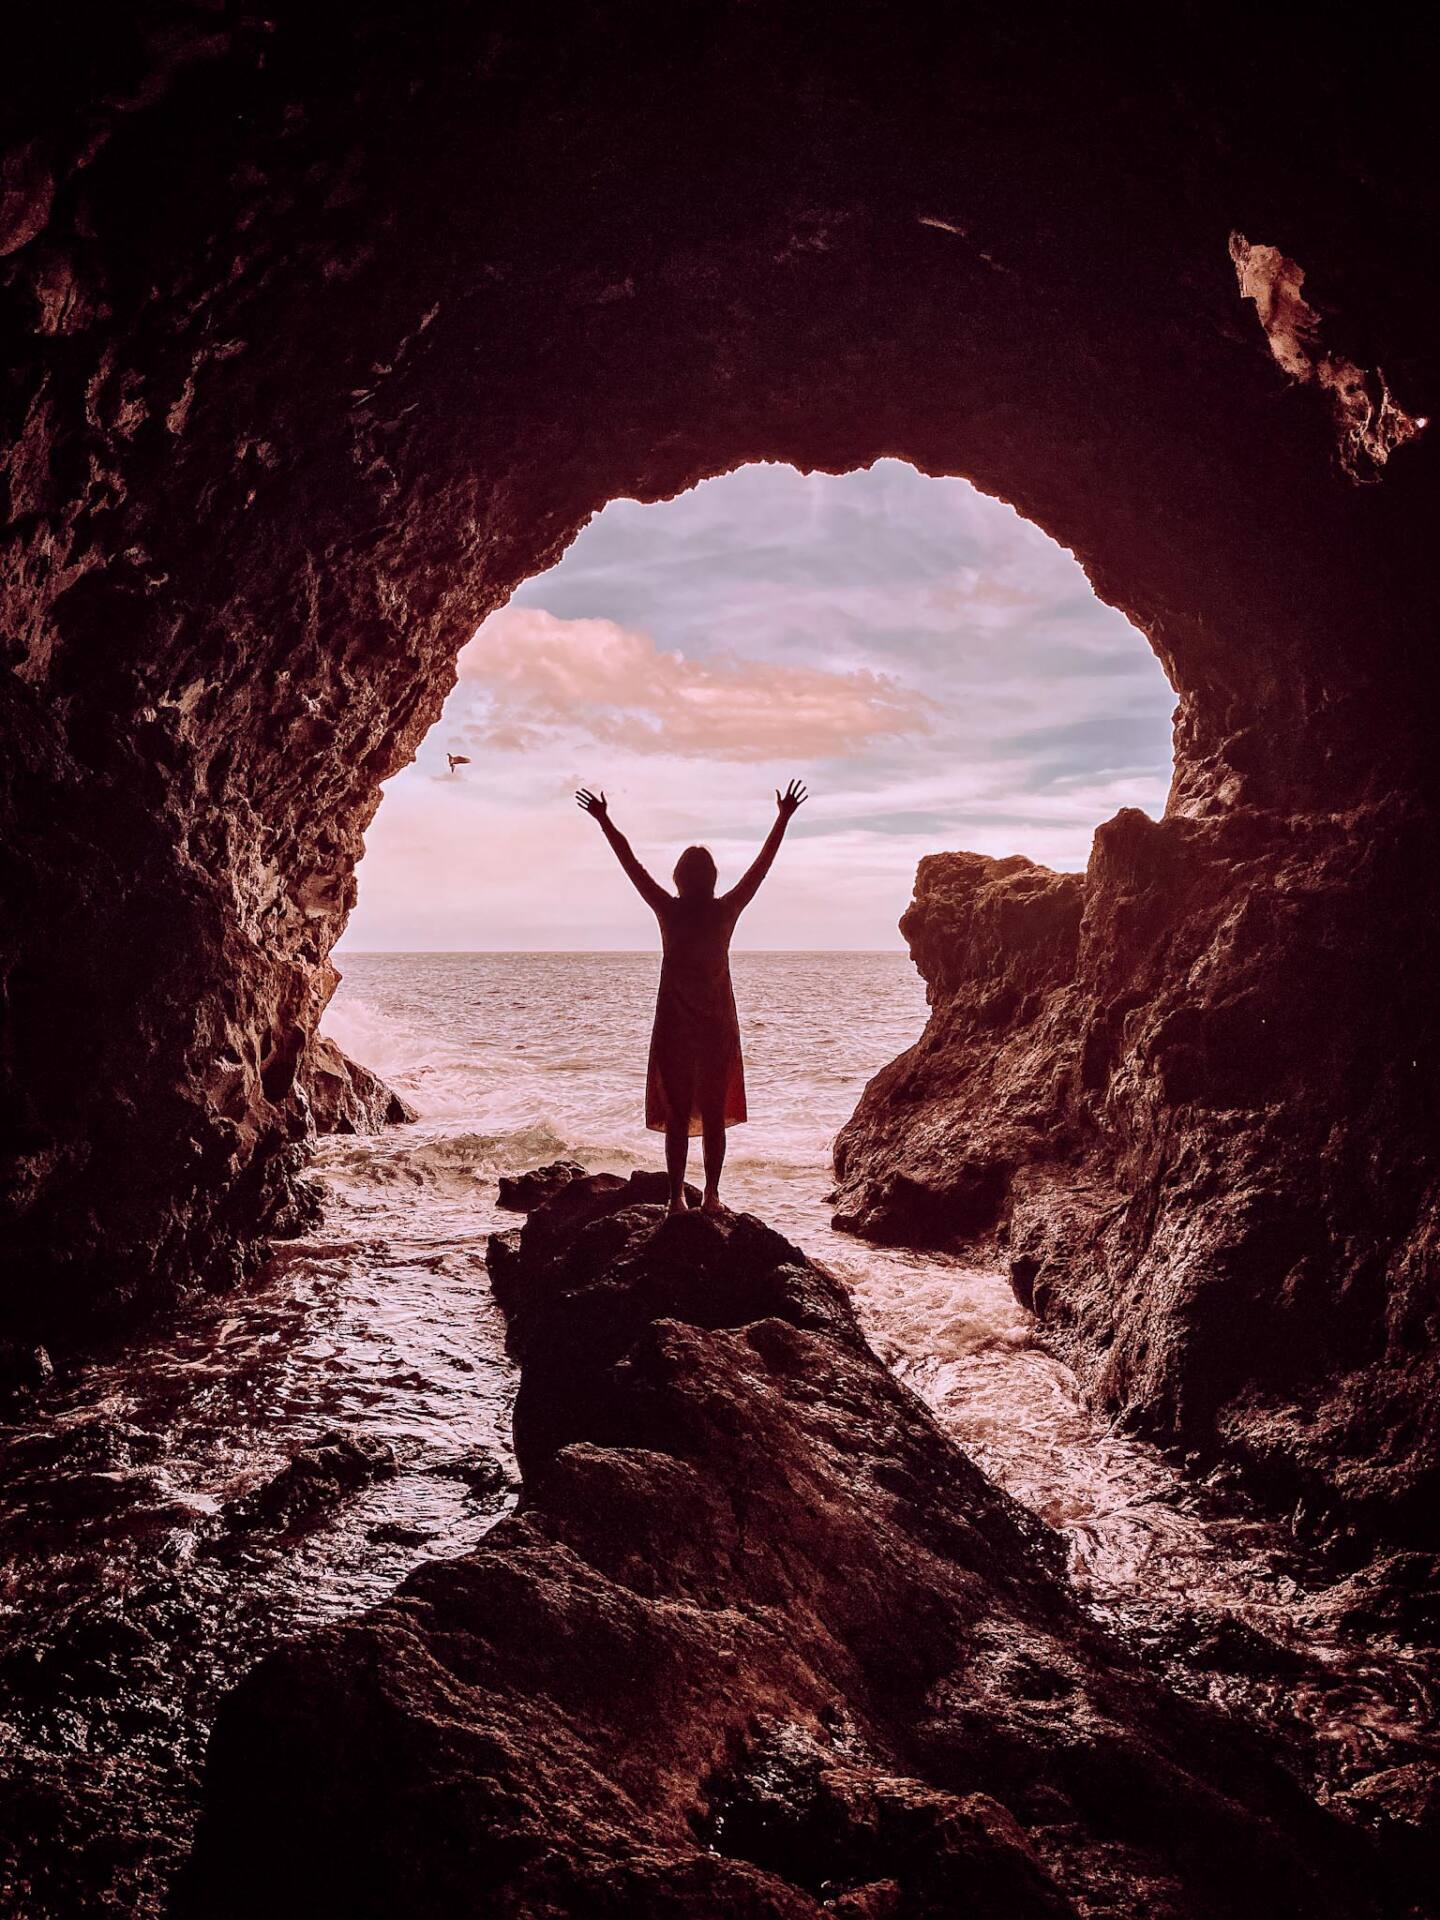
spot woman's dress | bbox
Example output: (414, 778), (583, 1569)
(645, 894), (747, 1135)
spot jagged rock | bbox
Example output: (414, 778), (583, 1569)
(833, 809), (1440, 1541)
(831, 849), (1092, 1252)
(225, 1430), (396, 1534)
(1330, 1551), (1440, 1646)
(178, 1176), (1391, 1919)
(483, 1225), (523, 1294)
(489, 1169), (700, 1316)
(296, 1033), (415, 1136)
(0, 1341), (54, 1395)
(833, 853), (1084, 1249)
(431, 1450), (515, 1505)
(495, 1157), (587, 1211)
(1341, 1766), (1440, 1894)
(364, 1520), (436, 1548)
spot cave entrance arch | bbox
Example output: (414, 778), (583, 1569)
(340, 459), (1175, 954)
(322, 456), (1174, 1258)
(4, 5), (1436, 1533)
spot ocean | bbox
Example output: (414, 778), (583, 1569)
(321, 949), (931, 1249)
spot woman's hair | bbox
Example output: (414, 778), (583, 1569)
(673, 845), (718, 898)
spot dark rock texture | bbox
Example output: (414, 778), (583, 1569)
(2, 4), (1439, 1517)
(832, 798), (1440, 1538)
(834, 854), (1085, 1251)
(495, 1157), (587, 1212)
(296, 1033), (414, 1136)
(224, 1429), (396, 1534)
(178, 1175), (1403, 1919)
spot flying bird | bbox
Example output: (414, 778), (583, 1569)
(447, 753), (471, 774)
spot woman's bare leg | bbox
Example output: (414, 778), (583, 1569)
(665, 1120), (691, 1212)
(701, 1113), (726, 1213)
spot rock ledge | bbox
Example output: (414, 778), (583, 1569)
(177, 1172), (1392, 1919)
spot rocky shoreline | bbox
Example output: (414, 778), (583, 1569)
(831, 826), (1440, 1545)
(178, 1172), (1417, 1918)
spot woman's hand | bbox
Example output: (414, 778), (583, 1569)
(576, 788), (609, 822)
(726, 781), (807, 912)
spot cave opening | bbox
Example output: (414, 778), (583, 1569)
(7, 6), (1440, 1913)
(320, 456), (1173, 1246)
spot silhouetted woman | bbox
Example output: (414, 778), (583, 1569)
(577, 780), (808, 1214)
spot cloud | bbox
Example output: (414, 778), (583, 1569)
(454, 606), (933, 761)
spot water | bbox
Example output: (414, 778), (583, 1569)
(0, 951), (1434, 1913)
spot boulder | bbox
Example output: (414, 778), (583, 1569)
(225, 1430), (397, 1534)
(178, 1175), (1389, 1919)
(297, 1035), (415, 1137)
(495, 1157), (588, 1212)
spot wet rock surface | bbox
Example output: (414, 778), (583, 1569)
(180, 1174), (1416, 1919)
(297, 1034), (415, 1137)
(0, 1140), (517, 1920)
(224, 1429), (397, 1534)
(495, 1157), (588, 1212)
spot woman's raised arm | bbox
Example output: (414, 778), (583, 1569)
(576, 789), (670, 912)
(722, 780), (807, 916)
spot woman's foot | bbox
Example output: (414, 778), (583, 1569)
(667, 1194), (690, 1215)
(701, 1189), (724, 1215)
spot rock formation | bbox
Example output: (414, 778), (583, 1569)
(178, 1174), (1403, 1918)
(296, 1033), (414, 1136)
(224, 1428), (397, 1534)
(832, 797), (1440, 1538)
(2, 5), (1438, 1518)
(495, 1157), (588, 1212)
(834, 853), (1086, 1251)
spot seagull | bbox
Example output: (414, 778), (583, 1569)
(447, 753), (471, 774)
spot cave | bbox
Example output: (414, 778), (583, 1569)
(4, 4), (1440, 1912)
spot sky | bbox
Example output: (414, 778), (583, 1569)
(340, 460), (1175, 951)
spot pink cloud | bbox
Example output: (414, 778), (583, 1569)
(455, 607), (932, 761)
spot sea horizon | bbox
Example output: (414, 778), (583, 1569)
(333, 945), (911, 957)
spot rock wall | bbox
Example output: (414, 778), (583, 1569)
(177, 1175), (1400, 1918)
(833, 793), (1440, 1538)
(2, 0), (1438, 1525)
